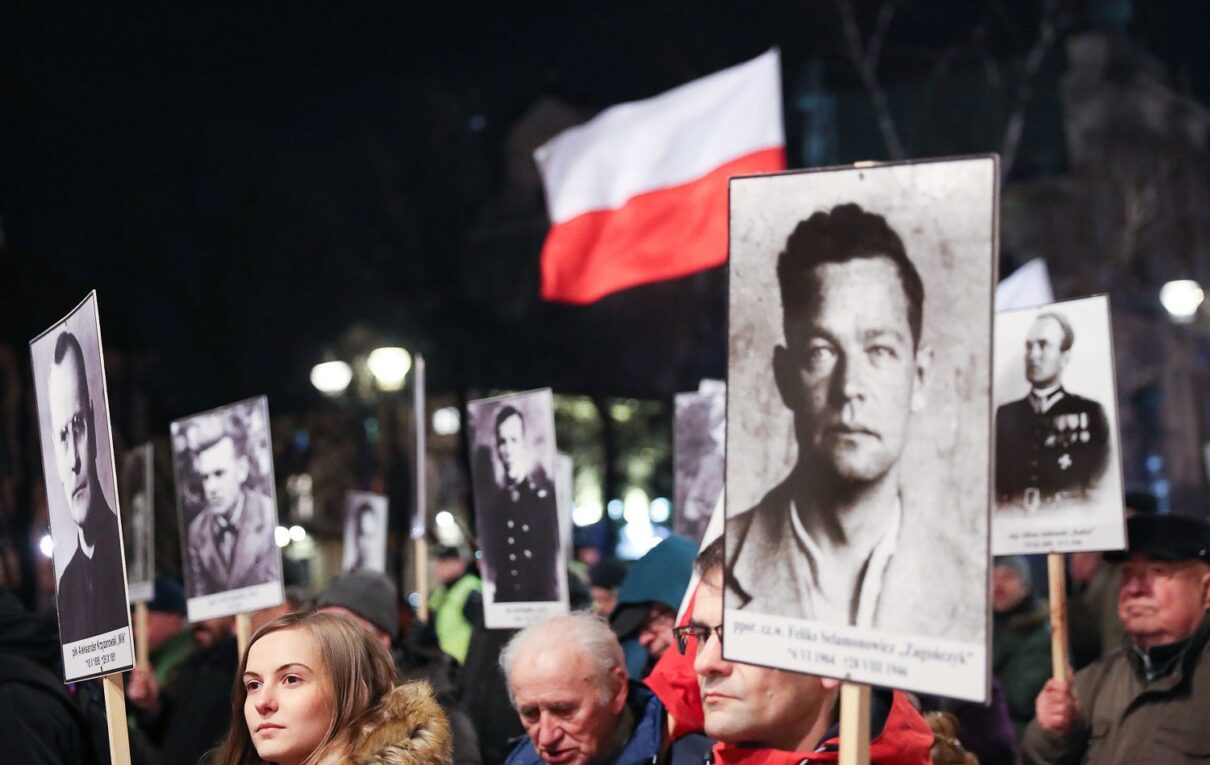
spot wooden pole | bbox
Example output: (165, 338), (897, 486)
(838, 682), (871, 765)
(103, 673), (132, 765)
(235, 613), (252, 658)
(415, 537), (430, 622)
(134, 601), (150, 669)
(1047, 552), (1070, 681)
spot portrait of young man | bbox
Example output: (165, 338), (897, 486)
(342, 492), (388, 573)
(30, 293), (134, 678)
(171, 397), (283, 617)
(468, 390), (567, 626)
(724, 158), (995, 700)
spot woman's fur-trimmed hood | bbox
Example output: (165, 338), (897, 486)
(313, 681), (453, 765)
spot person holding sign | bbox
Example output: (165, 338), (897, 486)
(995, 311), (1110, 511)
(46, 330), (128, 645)
(1023, 514), (1210, 764)
(683, 539), (933, 763)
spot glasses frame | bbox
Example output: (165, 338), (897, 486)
(672, 623), (724, 655)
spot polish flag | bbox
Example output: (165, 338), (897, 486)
(535, 49), (785, 304)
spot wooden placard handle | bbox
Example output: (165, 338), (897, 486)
(415, 537), (430, 622)
(236, 613), (252, 658)
(103, 673), (132, 765)
(134, 601), (150, 669)
(839, 681), (871, 765)
(1047, 552), (1070, 682)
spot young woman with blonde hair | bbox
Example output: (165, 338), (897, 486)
(212, 610), (452, 765)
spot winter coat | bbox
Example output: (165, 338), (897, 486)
(1021, 611), (1210, 764)
(312, 681), (453, 765)
(992, 597), (1052, 739)
(503, 682), (709, 765)
(709, 690), (933, 765)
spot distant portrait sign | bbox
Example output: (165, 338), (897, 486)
(674, 382), (725, 545)
(171, 396), (284, 621)
(342, 491), (388, 573)
(119, 442), (156, 603)
(992, 295), (1126, 555)
(30, 292), (135, 682)
(468, 389), (568, 628)
(725, 157), (997, 701)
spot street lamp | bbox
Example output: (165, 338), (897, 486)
(310, 360), (353, 396)
(1160, 280), (1204, 324)
(367, 346), (412, 391)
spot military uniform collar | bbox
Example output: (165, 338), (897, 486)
(1029, 384), (1066, 414)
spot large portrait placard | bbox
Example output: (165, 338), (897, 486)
(342, 491), (389, 573)
(467, 389), (568, 629)
(30, 292), (135, 682)
(171, 396), (284, 622)
(992, 295), (1126, 555)
(674, 381), (725, 545)
(120, 442), (156, 603)
(725, 157), (996, 701)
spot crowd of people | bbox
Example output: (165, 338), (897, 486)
(0, 502), (1207, 765)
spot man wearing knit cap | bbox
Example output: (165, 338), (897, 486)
(610, 536), (697, 678)
(1023, 513), (1210, 764)
(318, 570), (401, 647)
(991, 556), (1051, 740)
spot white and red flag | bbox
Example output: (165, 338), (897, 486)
(534, 49), (785, 304)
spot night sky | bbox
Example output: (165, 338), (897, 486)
(2, 1), (1207, 426)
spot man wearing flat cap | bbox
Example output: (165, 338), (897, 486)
(1023, 513), (1210, 764)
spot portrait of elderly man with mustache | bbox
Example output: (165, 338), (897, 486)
(727, 202), (977, 633)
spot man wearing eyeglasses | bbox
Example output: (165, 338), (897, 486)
(1023, 514), (1210, 764)
(45, 330), (129, 645)
(675, 538), (933, 762)
(727, 203), (974, 634)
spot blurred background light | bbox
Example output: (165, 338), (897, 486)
(649, 496), (671, 523)
(367, 346), (412, 391)
(435, 510), (454, 528)
(432, 406), (461, 435)
(1160, 280), (1204, 323)
(275, 526), (290, 547)
(573, 500), (603, 527)
(309, 360), (352, 396)
(289, 525), (307, 542)
(38, 534), (53, 558)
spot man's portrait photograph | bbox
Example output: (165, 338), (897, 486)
(342, 491), (388, 573)
(467, 388), (568, 628)
(118, 442), (156, 603)
(674, 383), (725, 546)
(992, 295), (1125, 555)
(171, 396), (283, 621)
(30, 293), (134, 680)
(724, 157), (996, 701)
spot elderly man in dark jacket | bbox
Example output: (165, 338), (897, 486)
(1023, 514), (1210, 764)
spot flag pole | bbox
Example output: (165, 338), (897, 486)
(413, 355), (429, 622)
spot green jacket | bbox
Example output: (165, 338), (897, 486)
(1022, 612), (1210, 764)
(993, 598), (1053, 740)
(430, 573), (482, 665)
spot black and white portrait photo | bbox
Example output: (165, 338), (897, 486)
(342, 491), (388, 573)
(467, 389), (568, 628)
(171, 396), (283, 621)
(724, 157), (996, 701)
(674, 382), (725, 546)
(119, 443), (156, 603)
(992, 295), (1125, 555)
(30, 293), (134, 681)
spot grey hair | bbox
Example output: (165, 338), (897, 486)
(499, 610), (625, 707)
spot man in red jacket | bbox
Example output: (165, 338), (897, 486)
(667, 539), (933, 764)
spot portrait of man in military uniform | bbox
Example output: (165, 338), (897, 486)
(995, 311), (1110, 511)
(468, 391), (564, 612)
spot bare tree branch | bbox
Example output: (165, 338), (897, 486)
(1000, 0), (1062, 181)
(835, 0), (906, 159)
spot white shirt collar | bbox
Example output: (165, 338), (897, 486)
(1030, 384), (1065, 413)
(76, 524), (96, 560)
